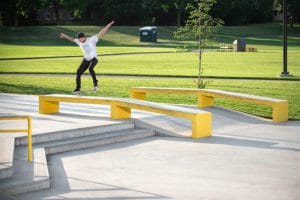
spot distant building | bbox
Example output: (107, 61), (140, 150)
(273, 10), (283, 21)
(37, 8), (74, 23)
(272, 0), (283, 22)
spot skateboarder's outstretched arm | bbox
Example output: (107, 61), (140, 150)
(59, 33), (75, 42)
(97, 20), (115, 38)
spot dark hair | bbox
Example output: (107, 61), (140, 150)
(77, 32), (86, 38)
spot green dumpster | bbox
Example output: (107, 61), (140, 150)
(139, 26), (157, 42)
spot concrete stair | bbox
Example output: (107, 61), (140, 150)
(0, 147), (49, 195)
(0, 121), (155, 195)
(0, 136), (14, 179)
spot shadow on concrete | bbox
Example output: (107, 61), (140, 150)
(17, 137), (170, 200)
(162, 136), (300, 152)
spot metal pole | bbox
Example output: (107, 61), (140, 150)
(280, 0), (290, 76)
(198, 6), (202, 88)
(27, 116), (32, 162)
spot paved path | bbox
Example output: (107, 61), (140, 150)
(0, 93), (299, 200)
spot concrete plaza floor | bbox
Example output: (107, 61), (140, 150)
(0, 93), (299, 200)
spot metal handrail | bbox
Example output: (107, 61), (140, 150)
(0, 116), (32, 162)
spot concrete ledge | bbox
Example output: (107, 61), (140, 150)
(0, 136), (14, 179)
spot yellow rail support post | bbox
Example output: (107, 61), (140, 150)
(27, 116), (32, 162)
(0, 116), (33, 162)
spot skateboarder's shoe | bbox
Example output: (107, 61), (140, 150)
(93, 85), (99, 91)
(72, 88), (80, 93)
(93, 81), (99, 91)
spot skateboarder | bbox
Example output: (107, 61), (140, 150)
(59, 20), (115, 93)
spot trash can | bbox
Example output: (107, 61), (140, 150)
(232, 39), (246, 52)
(139, 26), (157, 42)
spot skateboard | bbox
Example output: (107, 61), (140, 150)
(72, 87), (98, 96)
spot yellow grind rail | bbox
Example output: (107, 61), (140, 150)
(130, 87), (288, 123)
(0, 116), (32, 162)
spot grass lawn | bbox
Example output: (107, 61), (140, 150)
(0, 76), (299, 120)
(0, 23), (299, 56)
(0, 26), (177, 58)
(0, 45), (175, 58)
(0, 23), (299, 79)
(0, 23), (299, 120)
(1, 51), (299, 79)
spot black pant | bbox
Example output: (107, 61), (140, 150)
(76, 58), (98, 90)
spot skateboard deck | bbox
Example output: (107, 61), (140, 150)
(72, 87), (98, 96)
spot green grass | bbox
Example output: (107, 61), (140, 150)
(0, 23), (299, 120)
(0, 45), (175, 59)
(0, 26), (176, 46)
(214, 23), (300, 51)
(0, 76), (299, 120)
(0, 24), (299, 79)
(1, 23), (299, 56)
(0, 26), (177, 59)
(1, 52), (299, 78)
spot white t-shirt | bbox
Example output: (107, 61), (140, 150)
(74, 35), (99, 61)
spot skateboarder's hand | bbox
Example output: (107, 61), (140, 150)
(109, 21), (115, 26)
(59, 33), (66, 38)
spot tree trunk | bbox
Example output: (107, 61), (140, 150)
(14, 14), (18, 27)
(290, 15), (294, 27)
(54, 6), (60, 24)
(177, 10), (181, 27)
(13, 0), (18, 27)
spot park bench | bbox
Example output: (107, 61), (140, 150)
(39, 94), (211, 138)
(219, 43), (232, 52)
(130, 87), (288, 123)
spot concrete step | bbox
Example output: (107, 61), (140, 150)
(0, 191), (15, 200)
(0, 124), (154, 196)
(15, 121), (135, 145)
(0, 147), (49, 195)
(1, 122), (134, 181)
(0, 136), (15, 179)
(45, 128), (155, 155)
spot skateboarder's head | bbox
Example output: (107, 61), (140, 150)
(77, 32), (87, 43)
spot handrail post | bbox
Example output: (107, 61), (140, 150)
(27, 116), (32, 162)
(0, 116), (33, 162)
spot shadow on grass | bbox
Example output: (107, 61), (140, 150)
(0, 26), (179, 49)
(2, 24), (299, 49)
(0, 82), (69, 95)
(214, 35), (300, 47)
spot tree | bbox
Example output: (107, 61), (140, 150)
(273, 0), (300, 27)
(286, 0), (300, 27)
(0, 0), (40, 26)
(212, 0), (274, 25)
(64, 0), (91, 20)
(160, 0), (192, 26)
(174, 0), (223, 88)
(40, 0), (63, 24)
(94, 0), (144, 25)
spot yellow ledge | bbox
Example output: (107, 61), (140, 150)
(130, 87), (288, 123)
(39, 94), (212, 139)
